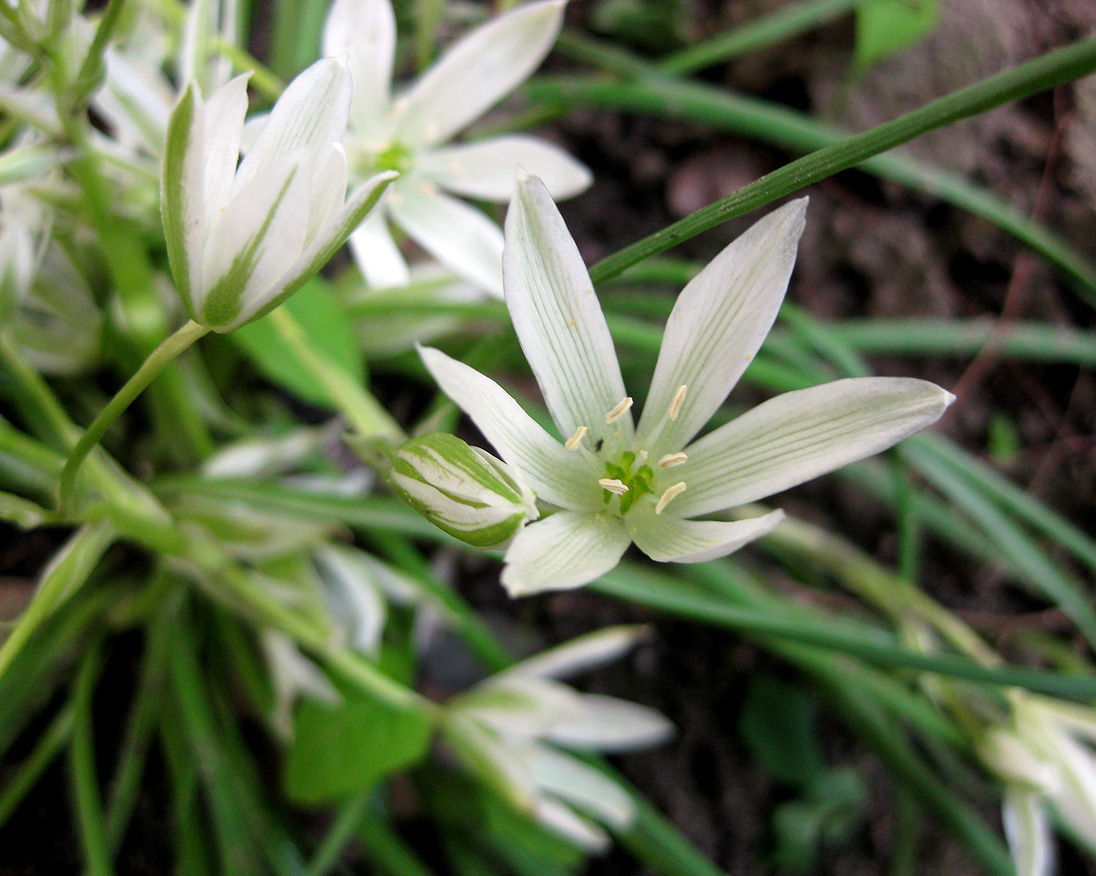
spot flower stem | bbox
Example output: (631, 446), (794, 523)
(59, 320), (211, 511)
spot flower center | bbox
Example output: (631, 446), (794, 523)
(373, 141), (414, 174)
(601, 450), (654, 515)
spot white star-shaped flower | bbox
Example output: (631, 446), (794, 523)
(161, 57), (395, 331)
(322, 0), (591, 296)
(420, 173), (955, 596)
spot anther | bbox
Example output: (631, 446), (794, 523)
(604, 397), (633, 423)
(668, 385), (688, 421)
(658, 452), (688, 468)
(654, 481), (687, 515)
(599, 478), (629, 495)
(565, 425), (588, 451)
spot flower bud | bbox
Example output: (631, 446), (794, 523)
(392, 433), (537, 547)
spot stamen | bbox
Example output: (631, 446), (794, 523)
(668, 385), (688, 421)
(604, 396), (633, 423)
(658, 452), (688, 468)
(654, 481), (687, 515)
(599, 478), (629, 495)
(565, 425), (588, 451)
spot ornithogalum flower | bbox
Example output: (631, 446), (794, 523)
(442, 626), (672, 850)
(420, 174), (955, 596)
(322, 0), (591, 296)
(161, 57), (395, 331)
(979, 692), (1096, 876)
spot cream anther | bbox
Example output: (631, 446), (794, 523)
(604, 396), (633, 423)
(654, 481), (687, 515)
(599, 478), (629, 495)
(658, 452), (688, 468)
(668, 385), (688, 421)
(565, 425), (588, 451)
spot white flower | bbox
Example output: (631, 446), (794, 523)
(420, 173), (955, 596)
(160, 57), (396, 331)
(442, 626), (673, 850)
(322, 0), (591, 296)
(979, 693), (1096, 876)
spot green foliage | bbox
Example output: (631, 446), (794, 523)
(233, 278), (365, 407)
(283, 679), (435, 805)
(853, 0), (938, 74)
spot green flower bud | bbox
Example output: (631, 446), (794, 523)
(392, 433), (538, 548)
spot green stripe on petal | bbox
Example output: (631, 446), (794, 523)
(161, 81), (204, 316)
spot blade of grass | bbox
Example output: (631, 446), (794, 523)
(657, 0), (864, 76)
(0, 701), (73, 828)
(68, 637), (114, 876)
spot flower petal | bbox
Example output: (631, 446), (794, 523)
(201, 152), (309, 328)
(636, 198), (807, 452)
(504, 173), (632, 448)
(390, 0), (565, 146)
(389, 185), (504, 296)
(233, 57), (351, 192)
(161, 81), (206, 314)
(671, 377), (955, 518)
(201, 74), (250, 219)
(322, 0), (395, 130)
(349, 209), (410, 288)
(504, 625), (649, 680)
(545, 694), (674, 752)
(419, 346), (600, 511)
(501, 511), (630, 596)
(526, 745), (635, 829)
(420, 135), (591, 202)
(627, 504), (784, 563)
(1002, 787), (1054, 876)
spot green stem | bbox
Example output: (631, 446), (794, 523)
(575, 33), (1096, 283)
(658, 0), (863, 75)
(0, 702), (73, 828)
(59, 320), (211, 511)
(69, 639), (114, 876)
(302, 795), (370, 876)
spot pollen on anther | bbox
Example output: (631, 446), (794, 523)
(565, 425), (588, 451)
(668, 385), (688, 421)
(655, 481), (687, 515)
(599, 478), (629, 495)
(658, 452), (688, 468)
(604, 397), (633, 423)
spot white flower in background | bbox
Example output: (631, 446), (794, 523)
(161, 57), (396, 331)
(979, 693), (1096, 876)
(442, 626), (673, 850)
(421, 174), (955, 595)
(322, 0), (591, 296)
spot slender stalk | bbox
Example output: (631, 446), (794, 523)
(576, 34), (1096, 283)
(59, 320), (211, 510)
(69, 639), (114, 876)
(303, 795), (370, 876)
(0, 703), (73, 828)
(658, 0), (863, 76)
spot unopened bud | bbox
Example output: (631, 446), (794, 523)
(392, 433), (537, 547)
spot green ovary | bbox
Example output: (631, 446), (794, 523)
(373, 141), (414, 174)
(602, 450), (654, 515)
